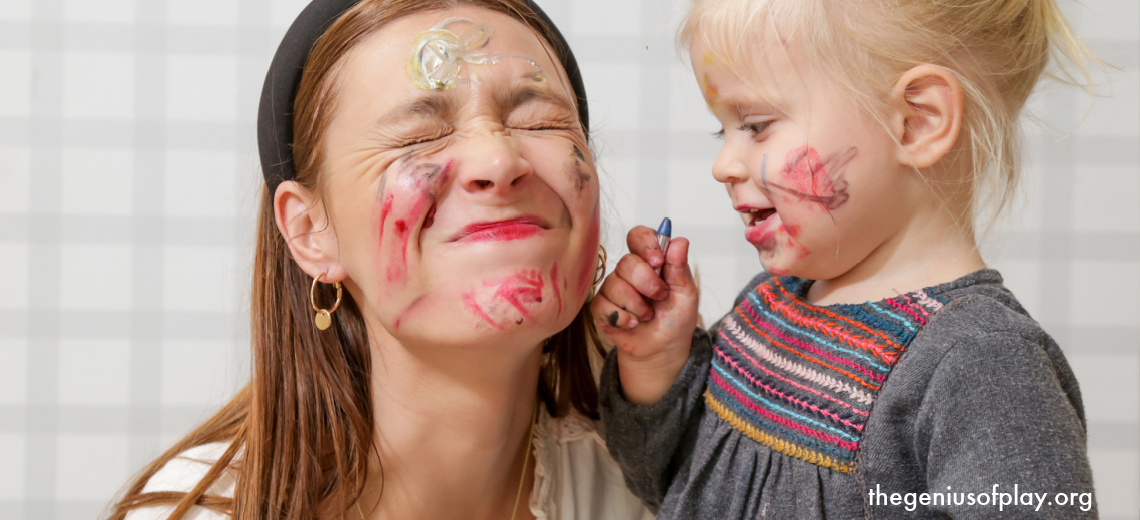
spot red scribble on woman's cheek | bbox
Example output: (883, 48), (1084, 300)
(550, 263), (562, 317)
(575, 210), (602, 297)
(392, 295), (426, 331)
(377, 194), (394, 237)
(381, 160), (453, 284)
(494, 270), (544, 322)
(462, 292), (503, 330)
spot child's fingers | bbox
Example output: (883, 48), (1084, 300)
(662, 237), (697, 296)
(613, 253), (670, 302)
(597, 272), (656, 321)
(625, 225), (666, 269)
(589, 293), (640, 329)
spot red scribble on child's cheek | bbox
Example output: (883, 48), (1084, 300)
(782, 146), (828, 196)
(768, 146), (855, 210)
(778, 225), (810, 257)
(550, 263), (562, 317)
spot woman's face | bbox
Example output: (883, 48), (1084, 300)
(318, 7), (599, 348)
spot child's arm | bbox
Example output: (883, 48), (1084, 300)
(915, 332), (1096, 518)
(590, 225), (701, 405)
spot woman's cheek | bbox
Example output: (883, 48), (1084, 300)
(574, 205), (601, 300)
(373, 156), (454, 286)
(460, 266), (566, 330)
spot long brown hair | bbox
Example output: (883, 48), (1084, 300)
(106, 1), (601, 518)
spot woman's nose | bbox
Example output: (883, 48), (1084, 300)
(456, 130), (533, 195)
(710, 137), (749, 185)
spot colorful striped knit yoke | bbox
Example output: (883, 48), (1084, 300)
(705, 276), (949, 473)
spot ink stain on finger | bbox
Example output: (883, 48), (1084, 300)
(606, 311), (620, 327)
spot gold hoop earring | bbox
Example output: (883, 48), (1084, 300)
(311, 272), (342, 331)
(592, 245), (607, 288)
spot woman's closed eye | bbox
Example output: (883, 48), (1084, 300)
(506, 102), (577, 132)
(391, 126), (453, 148)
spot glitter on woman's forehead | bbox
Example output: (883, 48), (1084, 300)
(406, 17), (546, 91)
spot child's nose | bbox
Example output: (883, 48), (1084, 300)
(711, 139), (749, 185)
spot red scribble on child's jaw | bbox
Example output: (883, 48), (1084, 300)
(379, 158), (454, 284)
(765, 146), (856, 211)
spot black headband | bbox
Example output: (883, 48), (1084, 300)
(257, 0), (589, 193)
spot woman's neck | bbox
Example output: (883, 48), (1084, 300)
(356, 334), (542, 520)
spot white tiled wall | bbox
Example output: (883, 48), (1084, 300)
(0, 1), (1136, 518)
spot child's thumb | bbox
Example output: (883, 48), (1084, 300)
(662, 237), (697, 297)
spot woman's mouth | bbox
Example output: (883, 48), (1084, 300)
(451, 216), (548, 242)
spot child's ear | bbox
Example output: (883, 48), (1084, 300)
(889, 64), (964, 168)
(274, 181), (347, 283)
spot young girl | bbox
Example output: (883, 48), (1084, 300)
(592, 0), (1098, 518)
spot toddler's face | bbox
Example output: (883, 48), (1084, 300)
(690, 39), (915, 280)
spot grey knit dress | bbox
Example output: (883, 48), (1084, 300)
(600, 270), (1096, 519)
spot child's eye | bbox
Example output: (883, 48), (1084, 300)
(712, 129), (725, 140)
(738, 121), (772, 138)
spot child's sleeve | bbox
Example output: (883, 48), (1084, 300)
(915, 329), (1097, 518)
(598, 328), (714, 512)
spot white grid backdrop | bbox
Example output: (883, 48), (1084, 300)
(0, 0), (1136, 518)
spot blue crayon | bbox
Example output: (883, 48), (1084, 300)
(655, 217), (671, 276)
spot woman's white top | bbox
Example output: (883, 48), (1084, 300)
(125, 409), (653, 520)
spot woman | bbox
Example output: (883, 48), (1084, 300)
(106, 1), (650, 518)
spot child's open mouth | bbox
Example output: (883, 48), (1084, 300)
(745, 208), (777, 227)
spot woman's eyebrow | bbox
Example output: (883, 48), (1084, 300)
(373, 94), (460, 127)
(496, 84), (575, 114)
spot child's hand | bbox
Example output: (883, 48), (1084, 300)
(591, 225), (700, 405)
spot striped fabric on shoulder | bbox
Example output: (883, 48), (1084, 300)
(705, 276), (947, 473)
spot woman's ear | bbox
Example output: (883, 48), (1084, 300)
(273, 181), (346, 283)
(889, 64), (964, 169)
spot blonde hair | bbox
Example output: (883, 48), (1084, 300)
(680, 0), (1100, 227)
